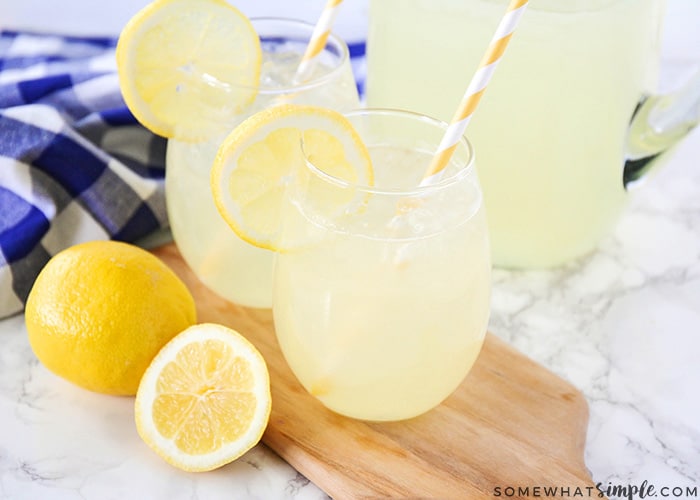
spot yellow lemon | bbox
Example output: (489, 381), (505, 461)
(25, 240), (197, 396)
(135, 323), (271, 472)
(210, 104), (374, 251)
(116, 0), (262, 141)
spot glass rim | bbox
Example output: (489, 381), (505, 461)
(301, 108), (477, 197)
(244, 17), (351, 95)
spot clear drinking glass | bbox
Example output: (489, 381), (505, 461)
(166, 18), (359, 308)
(272, 109), (491, 421)
(366, 0), (700, 269)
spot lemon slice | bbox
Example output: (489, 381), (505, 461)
(211, 104), (374, 251)
(116, 0), (262, 142)
(135, 323), (271, 472)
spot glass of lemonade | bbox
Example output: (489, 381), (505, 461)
(273, 109), (491, 421)
(166, 18), (359, 308)
(366, 0), (669, 268)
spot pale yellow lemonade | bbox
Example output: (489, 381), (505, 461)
(366, 0), (665, 268)
(167, 20), (359, 307)
(273, 111), (491, 421)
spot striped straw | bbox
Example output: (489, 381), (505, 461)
(294, 0), (344, 83)
(421, 0), (529, 185)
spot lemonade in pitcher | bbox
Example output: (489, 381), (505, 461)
(167, 19), (359, 307)
(366, 0), (665, 268)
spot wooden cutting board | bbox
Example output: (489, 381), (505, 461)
(152, 243), (598, 499)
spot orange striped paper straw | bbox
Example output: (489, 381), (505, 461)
(294, 0), (344, 83)
(422, 0), (529, 185)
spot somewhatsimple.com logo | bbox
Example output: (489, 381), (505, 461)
(492, 480), (698, 499)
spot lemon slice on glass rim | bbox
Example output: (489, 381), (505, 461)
(210, 104), (375, 251)
(135, 323), (271, 472)
(116, 0), (262, 142)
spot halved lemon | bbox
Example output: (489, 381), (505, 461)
(210, 104), (374, 251)
(116, 0), (262, 142)
(135, 323), (271, 472)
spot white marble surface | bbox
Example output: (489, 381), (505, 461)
(1, 1), (700, 499)
(491, 123), (700, 494)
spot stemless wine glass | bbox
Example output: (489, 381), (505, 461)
(273, 109), (491, 421)
(166, 18), (359, 308)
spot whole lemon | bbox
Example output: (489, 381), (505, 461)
(25, 240), (197, 396)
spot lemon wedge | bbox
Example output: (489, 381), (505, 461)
(116, 0), (262, 141)
(135, 323), (271, 472)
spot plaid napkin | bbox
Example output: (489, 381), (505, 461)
(0, 31), (366, 319)
(0, 31), (168, 319)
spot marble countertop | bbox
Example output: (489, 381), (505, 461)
(1, 1), (699, 499)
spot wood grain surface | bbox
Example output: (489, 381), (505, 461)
(153, 243), (598, 499)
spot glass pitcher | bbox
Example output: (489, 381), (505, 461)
(366, 0), (700, 268)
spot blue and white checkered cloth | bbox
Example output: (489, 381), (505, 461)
(0, 30), (366, 319)
(0, 31), (169, 318)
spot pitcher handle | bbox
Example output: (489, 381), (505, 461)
(624, 69), (700, 187)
